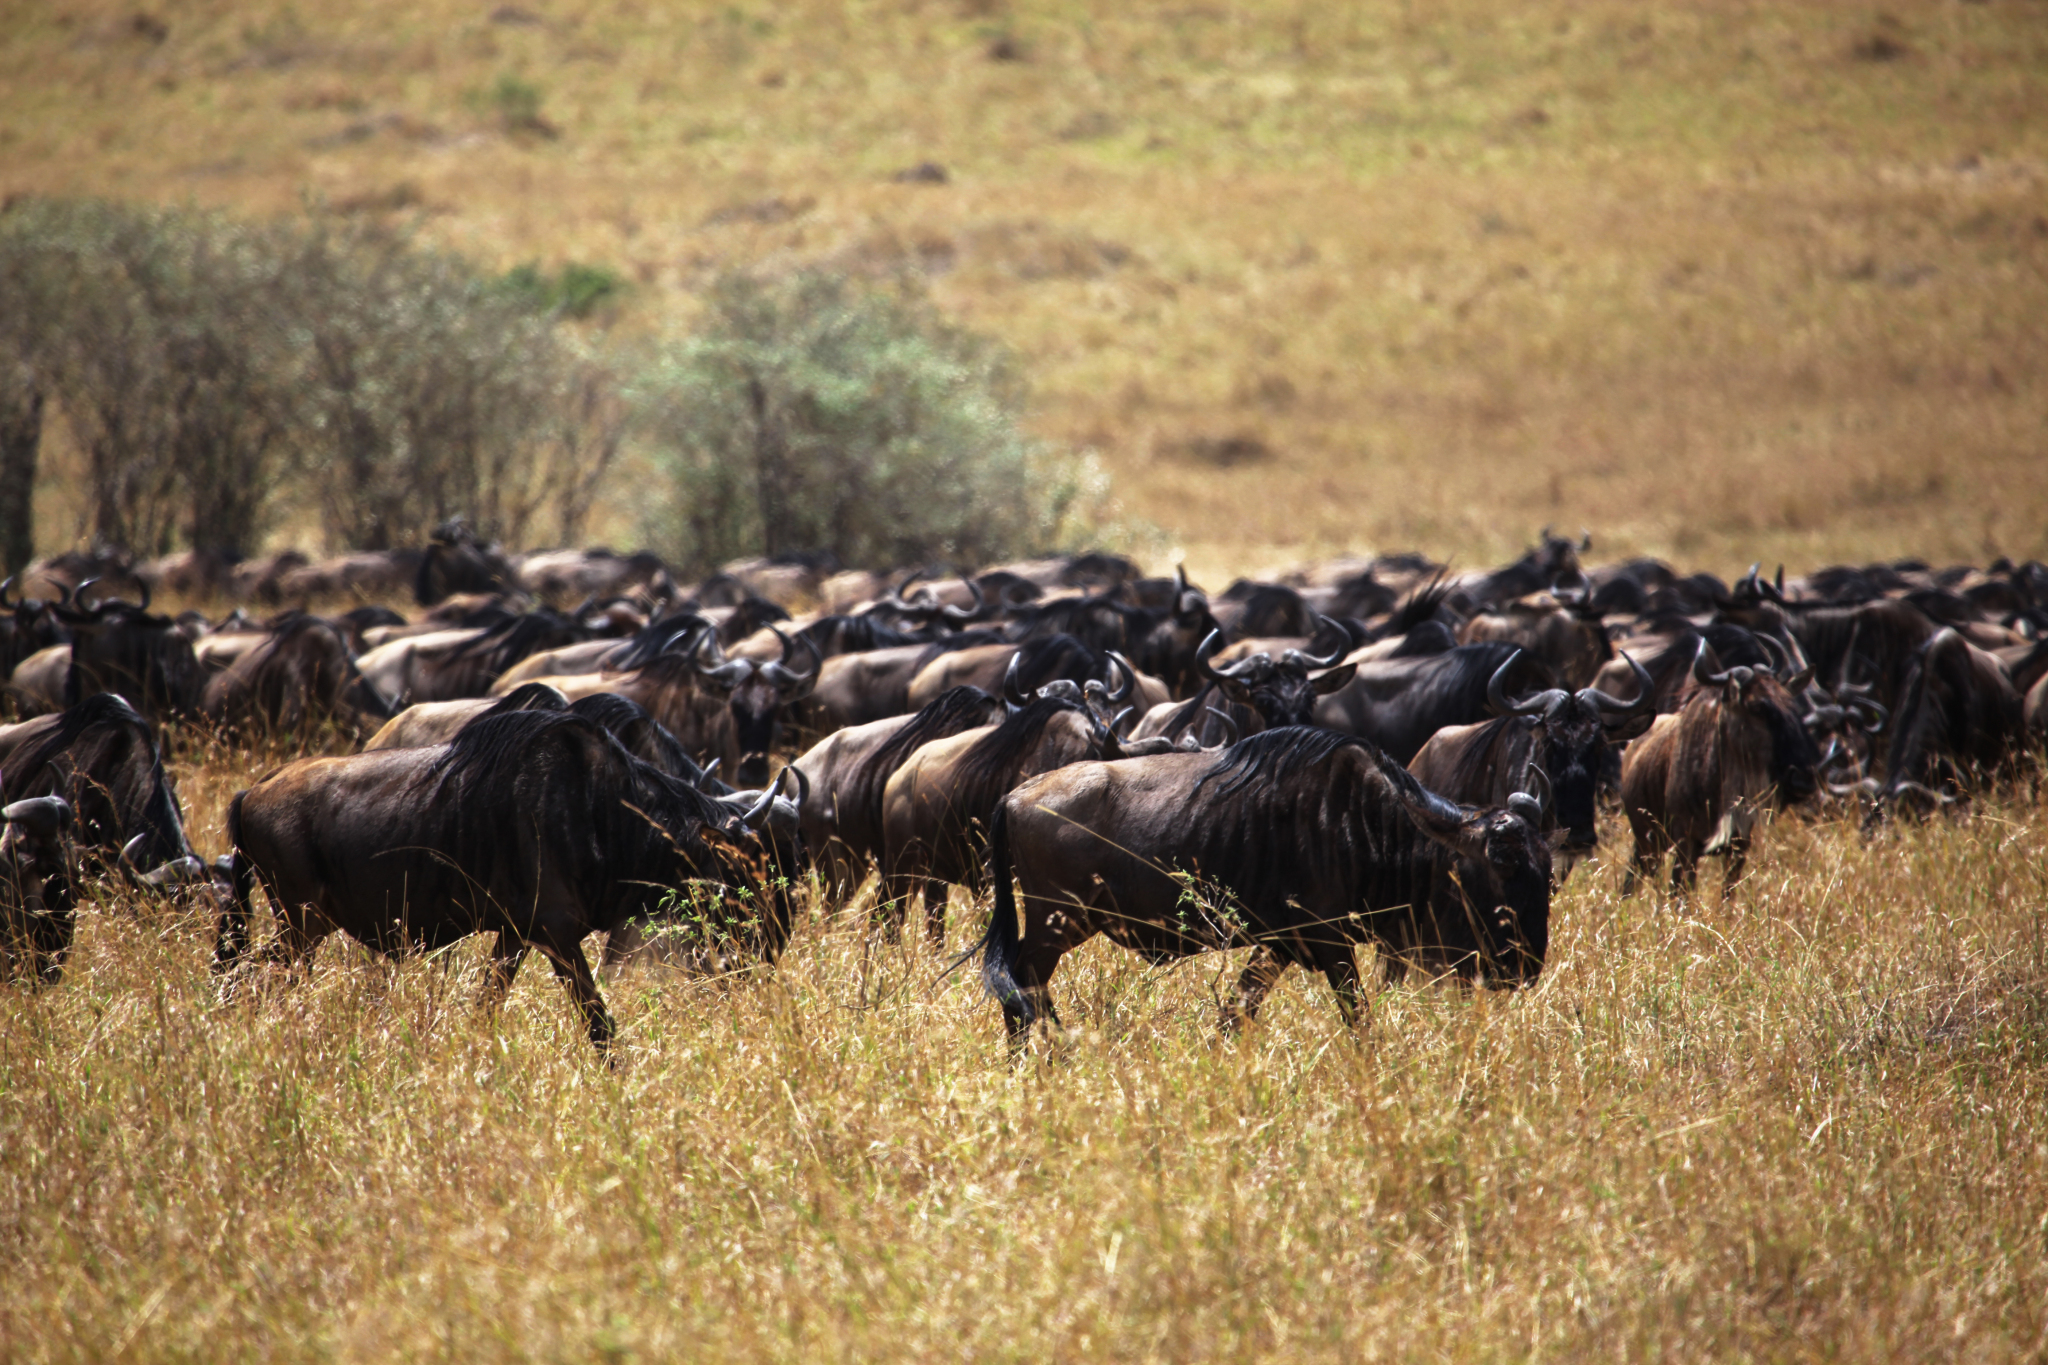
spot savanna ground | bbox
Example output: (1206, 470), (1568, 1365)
(4, 1), (2048, 1359)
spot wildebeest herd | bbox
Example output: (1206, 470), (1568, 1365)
(4, 523), (2045, 1054)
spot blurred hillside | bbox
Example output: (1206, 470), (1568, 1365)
(3, 0), (2045, 583)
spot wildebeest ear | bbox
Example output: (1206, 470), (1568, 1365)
(1310, 662), (1357, 695)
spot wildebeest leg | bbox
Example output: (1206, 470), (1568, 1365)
(1621, 832), (1663, 899)
(1310, 943), (1366, 1029)
(1219, 945), (1289, 1033)
(542, 938), (616, 1057)
(921, 879), (949, 950)
(477, 931), (529, 1017)
(1720, 836), (1750, 898)
(599, 921), (644, 974)
(1669, 839), (1701, 897)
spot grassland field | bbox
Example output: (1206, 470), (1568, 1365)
(3, 2), (2048, 1360)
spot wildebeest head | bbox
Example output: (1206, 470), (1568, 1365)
(57, 577), (203, 721)
(1487, 648), (1655, 860)
(696, 628), (821, 787)
(1, 795), (77, 985)
(1686, 638), (1822, 806)
(1, 576), (73, 677)
(1195, 617), (1357, 727)
(1372, 747), (1551, 986)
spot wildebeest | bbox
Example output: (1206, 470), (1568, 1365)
(202, 614), (390, 738)
(362, 682), (571, 752)
(0, 692), (199, 871)
(790, 686), (1005, 902)
(57, 577), (203, 722)
(0, 576), (71, 683)
(978, 728), (1552, 1044)
(692, 628), (821, 786)
(881, 693), (1122, 943)
(215, 710), (796, 1054)
(1132, 622), (1356, 745)
(1313, 642), (1556, 764)
(1409, 650), (1654, 873)
(415, 518), (516, 606)
(1459, 586), (1613, 690)
(0, 795), (76, 985)
(1619, 641), (1822, 896)
(1875, 627), (2029, 809)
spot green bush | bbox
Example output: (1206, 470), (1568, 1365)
(640, 269), (1098, 574)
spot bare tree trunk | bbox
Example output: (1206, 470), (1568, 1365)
(0, 369), (40, 576)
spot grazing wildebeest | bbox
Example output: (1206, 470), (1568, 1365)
(978, 728), (1552, 1045)
(791, 686), (1005, 902)
(1619, 641), (1821, 896)
(1409, 650), (1654, 874)
(0, 795), (76, 985)
(202, 614), (390, 738)
(0, 692), (199, 870)
(57, 578), (203, 722)
(214, 711), (796, 1055)
(362, 682), (571, 752)
(1874, 627), (2029, 810)
(880, 694), (1122, 944)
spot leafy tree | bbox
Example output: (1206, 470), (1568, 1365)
(641, 269), (1093, 574)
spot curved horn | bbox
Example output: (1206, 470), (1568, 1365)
(1517, 761), (1552, 821)
(1196, 629), (1231, 686)
(1175, 563), (1188, 596)
(5, 796), (74, 840)
(1283, 615), (1346, 670)
(694, 631), (752, 689)
(937, 577), (986, 625)
(1372, 749), (1474, 846)
(739, 778), (780, 829)
(72, 577), (105, 613)
(1111, 704), (1138, 740)
(132, 575), (150, 613)
(0, 575), (14, 609)
(1691, 637), (1734, 688)
(1105, 650), (1136, 704)
(1486, 650), (1559, 718)
(700, 758), (720, 784)
(1203, 706), (1238, 747)
(1848, 693), (1887, 735)
(1578, 651), (1655, 722)
(1002, 651), (1029, 710)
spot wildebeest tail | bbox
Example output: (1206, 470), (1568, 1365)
(974, 804), (1030, 1018)
(211, 790), (259, 974)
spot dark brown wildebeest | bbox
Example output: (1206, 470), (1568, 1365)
(790, 686), (1005, 903)
(1409, 650), (1654, 875)
(1313, 642), (1556, 764)
(0, 692), (200, 871)
(880, 694), (1122, 944)
(1446, 528), (1590, 612)
(1459, 586), (1613, 690)
(215, 710), (796, 1055)
(1619, 641), (1822, 896)
(1874, 627), (2029, 811)
(0, 795), (76, 985)
(414, 518), (516, 606)
(491, 611), (710, 692)
(1000, 566), (1220, 699)
(362, 682), (572, 752)
(978, 727), (1552, 1044)
(1131, 622), (1356, 746)
(57, 577), (204, 722)
(356, 611), (588, 709)
(794, 644), (940, 731)
(0, 576), (71, 683)
(690, 629), (821, 787)
(202, 614), (391, 739)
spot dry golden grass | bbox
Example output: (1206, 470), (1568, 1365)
(2, 741), (2046, 1360)
(4, 0), (2046, 581)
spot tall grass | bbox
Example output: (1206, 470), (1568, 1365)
(2, 740), (2043, 1359)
